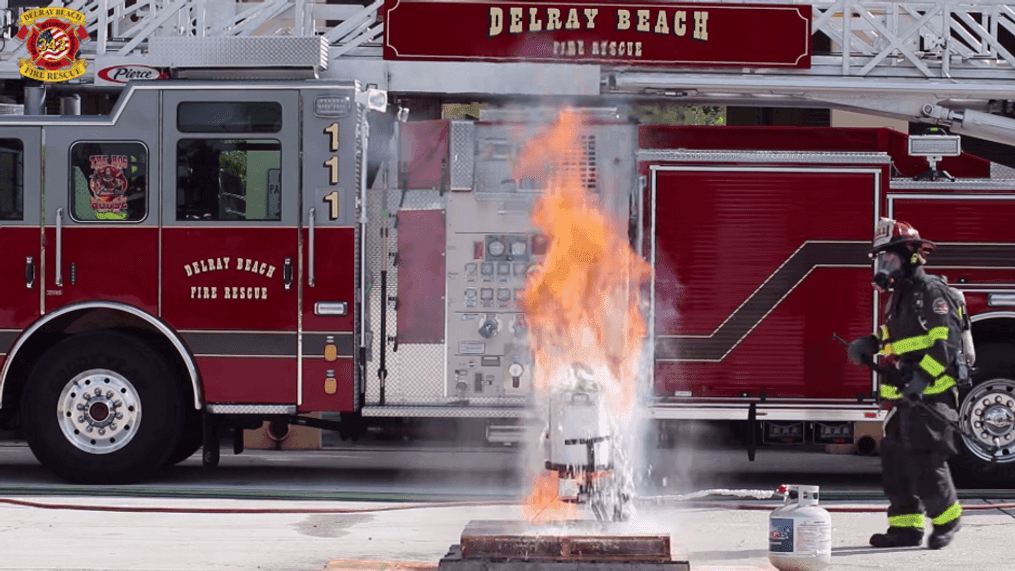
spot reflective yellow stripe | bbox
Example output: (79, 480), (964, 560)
(880, 377), (954, 398)
(932, 503), (961, 526)
(889, 513), (926, 528)
(891, 327), (950, 354)
(880, 343), (894, 356)
(878, 325), (889, 341)
(920, 354), (946, 378)
(880, 384), (902, 400)
(925, 376), (956, 395)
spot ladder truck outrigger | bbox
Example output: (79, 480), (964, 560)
(0, 0), (1014, 490)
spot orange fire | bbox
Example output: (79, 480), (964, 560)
(517, 109), (652, 522)
(522, 472), (578, 524)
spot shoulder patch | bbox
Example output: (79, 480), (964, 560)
(933, 297), (949, 315)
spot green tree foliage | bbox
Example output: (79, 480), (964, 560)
(443, 103), (486, 120)
(632, 104), (726, 125)
(219, 149), (247, 186)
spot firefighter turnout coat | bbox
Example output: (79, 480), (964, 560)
(878, 267), (968, 453)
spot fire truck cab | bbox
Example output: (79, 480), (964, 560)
(0, 80), (381, 482)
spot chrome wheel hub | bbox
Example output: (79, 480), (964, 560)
(57, 369), (141, 454)
(960, 379), (1015, 463)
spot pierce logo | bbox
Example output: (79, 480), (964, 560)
(16, 7), (88, 82)
(98, 65), (168, 85)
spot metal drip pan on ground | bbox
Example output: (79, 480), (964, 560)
(438, 520), (689, 570)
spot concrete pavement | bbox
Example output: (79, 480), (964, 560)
(0, 495), (1010, 571)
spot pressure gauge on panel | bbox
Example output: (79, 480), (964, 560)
(488, 238), (506, 257)
(510, 240), (527, 257)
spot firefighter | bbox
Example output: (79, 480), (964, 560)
(848, 217), (969, 550)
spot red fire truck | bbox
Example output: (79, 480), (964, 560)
(0, 0), (1014, 486)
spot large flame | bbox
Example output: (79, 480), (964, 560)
(517, 109), (652, 522)
(522, 472), (578, 524)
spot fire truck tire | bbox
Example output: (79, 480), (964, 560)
(20, 331), (185, 485)
(166, 410), (203, 466)
(951, 343), (1015, 488)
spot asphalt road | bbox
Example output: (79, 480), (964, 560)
(5, 438), (1015, 571)
(3, 441), (1014, 571)
(0, 438), (883, 501)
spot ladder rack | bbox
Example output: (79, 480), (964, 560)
(1, 0), (1014, 143)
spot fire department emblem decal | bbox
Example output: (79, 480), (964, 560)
(88, 155), (129, 215)
(933, 298), (949, 315)
(16, 8), (88, 82)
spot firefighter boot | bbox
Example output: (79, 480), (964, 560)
(869, 527), (924, 548)
(927, 519), (960, 550)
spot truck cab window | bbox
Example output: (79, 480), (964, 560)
(69, 141), (147, 222)
(0, 138), (23, 221)
(177, 102), (282, 133)
(176, 139), (281, 221)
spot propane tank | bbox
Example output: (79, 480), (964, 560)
(546, 365), (611, 472)
(768, 485), (832, 571)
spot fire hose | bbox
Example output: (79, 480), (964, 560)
(3, 490), (1015, 514)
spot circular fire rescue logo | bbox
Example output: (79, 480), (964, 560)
(16, 8), (88, 82)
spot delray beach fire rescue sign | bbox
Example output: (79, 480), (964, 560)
(16, 7), (89, 82)
(383, 1), (811, 68)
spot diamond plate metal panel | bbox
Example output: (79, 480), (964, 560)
(890, 179), (1015, 190)
(206, 404), (296, 415)
(353, 102), (366, 413)
(399, 190), (447, 211)
(148, 37), (328, 70)
(361, 404), (526, 418)
(364, 185), (448, 406)
(450, 121), (475, 191)
(991, 162), (1015, 180)
(639, 150), (892, 164)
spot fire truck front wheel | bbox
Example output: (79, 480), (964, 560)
(952, 343), (1015, 487)
(21, 331), (185, 485)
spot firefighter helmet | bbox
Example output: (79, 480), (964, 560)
(871, 217), (935, 255)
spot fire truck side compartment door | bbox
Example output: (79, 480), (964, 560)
(160, 88), (301, 405)
(651, 166), (878, 401)
(300, 85), (361, 413)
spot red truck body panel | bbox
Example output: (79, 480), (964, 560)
(650, 166), (877, 400)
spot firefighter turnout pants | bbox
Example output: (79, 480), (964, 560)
(881, 404), (961, 532)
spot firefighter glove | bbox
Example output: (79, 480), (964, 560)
(848, 335), (879, 367)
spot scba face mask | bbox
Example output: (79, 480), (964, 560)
(872, 250), (905, 292)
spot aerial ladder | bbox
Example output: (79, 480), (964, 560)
(0, 0), (1014, 144)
